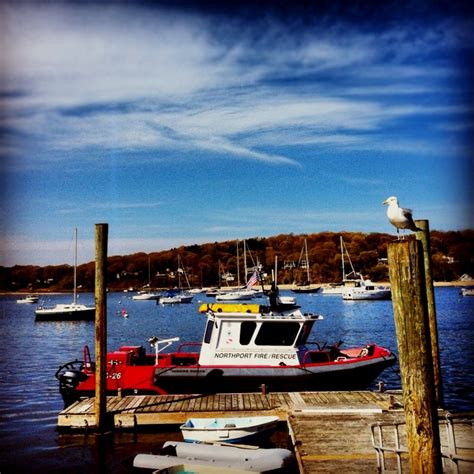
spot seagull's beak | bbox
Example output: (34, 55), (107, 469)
(382, 199), (388, 205)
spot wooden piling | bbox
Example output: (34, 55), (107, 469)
(94, 223), (108, 431)
(415, 219), (443, 407)
(388, 239), (442, 473)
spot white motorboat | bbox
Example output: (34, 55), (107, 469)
(321, 236), (389, 298)
(35, 229), (95, 321)
(180, 415), (279, 443)
(461, 287), (474, 296)
(134, 441), (294, 473)
(342, 275), (391, 301)
(17, 295), (39, 304)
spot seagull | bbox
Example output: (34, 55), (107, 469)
(383, 196), (420, 238)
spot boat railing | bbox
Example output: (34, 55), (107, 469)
(148, 337), (180, 364)
(83, 345), (95, 373)
(370, 412), (474, 473)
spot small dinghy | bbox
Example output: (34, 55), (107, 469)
(180, 416), (279, 443)
(133, 441), (294, 473)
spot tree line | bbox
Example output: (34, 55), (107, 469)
(1, 230), (472, 292)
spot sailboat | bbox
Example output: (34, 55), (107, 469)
(291, 238), (320, 293)
(35, 229), (95, 321)
(321, 236), (357, 295)
(132, 257), (161, 300)
(160, 256), (194, 304)
(321, 237), (391, 300)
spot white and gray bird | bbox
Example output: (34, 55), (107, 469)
(383, 196), (420, 238)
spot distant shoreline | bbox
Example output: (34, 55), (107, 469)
(2, 280), (473, 296)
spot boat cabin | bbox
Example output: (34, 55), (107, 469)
(197, 308), (323, 366)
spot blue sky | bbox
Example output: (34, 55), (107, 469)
(1, 1), (473, 266)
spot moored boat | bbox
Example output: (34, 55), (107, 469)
(133, 441), (294, 473)
(132, 290), (161, 301)
(160, 290), (194, 304)
(55, 295), (396, 406)
(35, 302), (95, 321)
(35, 229), (95, 321)
(17, 295), (40, 304)
(291, 238), (320, 294)
(342, 275), (391, 301)
(461, 287), (474, 297)
(180, 415), (279, 443)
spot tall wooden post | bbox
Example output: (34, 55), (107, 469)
(415, 219), (443, 407)
(95, 223), (108, 431)
(388, 239), (441, 473)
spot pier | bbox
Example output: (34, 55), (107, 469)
(58, 390), (403, 429)
(58, 390), (473, 472)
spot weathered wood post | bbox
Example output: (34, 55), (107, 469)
(95, 223), (108, 431)
(388, 239), (442, 473)
(415, 219), (443, 407)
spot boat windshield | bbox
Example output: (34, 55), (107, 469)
(255, 322), (300, 346)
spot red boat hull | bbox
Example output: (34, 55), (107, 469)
(57, 344), (396, 406)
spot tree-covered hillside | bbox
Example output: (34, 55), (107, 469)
(1, 230), (473, 292)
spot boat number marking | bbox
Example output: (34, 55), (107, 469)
(107, 372), (122, 379)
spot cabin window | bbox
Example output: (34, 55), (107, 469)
(239, 321), (256, 345)
(255, 322), (300, 346)
(204, 320), (214, 344)
(295, 322), (314, 346)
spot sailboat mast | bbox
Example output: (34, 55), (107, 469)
(243, 240), (248, 280)
(340, 236), (345, 280)
(304, 238), (310, 284)
(236, 240), (240, 287)
(73, 227), (77, 305)
(148, 256), (151, 292)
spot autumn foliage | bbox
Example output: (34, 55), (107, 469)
(1, 230), (473, 292)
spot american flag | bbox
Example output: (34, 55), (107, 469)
(246, 271), (259, 288)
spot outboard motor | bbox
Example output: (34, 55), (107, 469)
(55, 361), (88, 407)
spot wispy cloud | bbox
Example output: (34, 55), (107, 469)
(1, 2), (468, 169)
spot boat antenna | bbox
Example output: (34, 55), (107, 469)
(73, 227), (77, 305)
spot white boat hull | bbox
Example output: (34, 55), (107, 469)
(215, 291), (254, 301)
(17, 296), (40, 304)
(132, 293), (161, 300)
(342, 289), (391, 300)
(35, 303), (95, 321)
(180, 415), (279, 443)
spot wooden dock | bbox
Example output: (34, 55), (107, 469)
(58, 391), (474, 473)
(58, 390), (403, 429)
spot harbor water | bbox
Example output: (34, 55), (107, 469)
(0, 287), (472, 473)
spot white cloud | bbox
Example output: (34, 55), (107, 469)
(2, 1), (466, 169)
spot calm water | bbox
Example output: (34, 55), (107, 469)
(0, 288), (472, 473)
